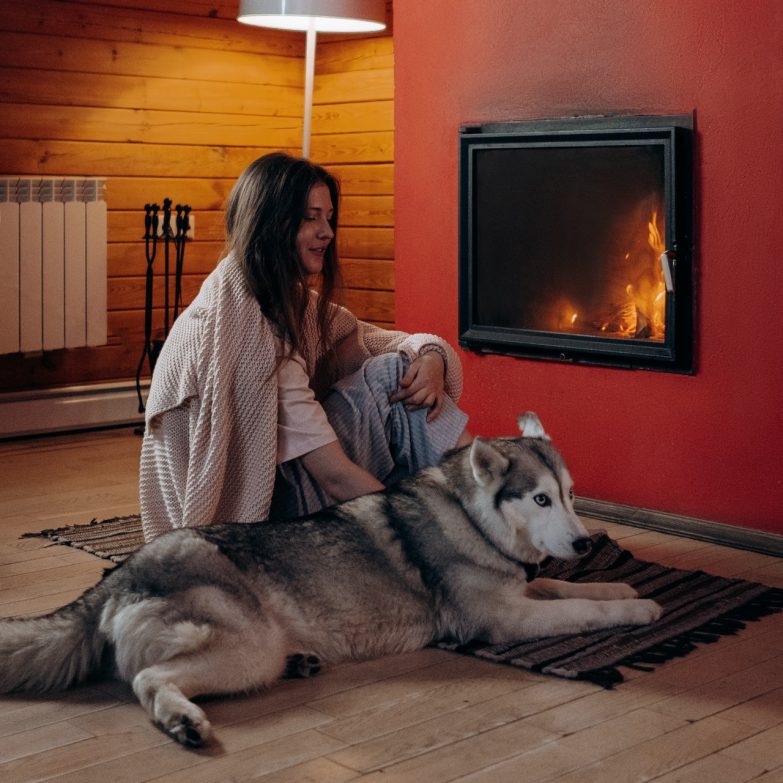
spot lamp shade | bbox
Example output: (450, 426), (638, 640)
(238, 0), (386, 33)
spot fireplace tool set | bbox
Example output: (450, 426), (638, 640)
(135, 199), (191, 413)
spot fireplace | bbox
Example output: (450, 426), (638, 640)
(458, 115), (694, 372)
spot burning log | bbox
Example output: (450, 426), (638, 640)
(634, 308), (652, 339)
(592, 301), (637, 337)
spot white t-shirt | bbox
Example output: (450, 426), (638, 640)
(276, 349), (337, 464)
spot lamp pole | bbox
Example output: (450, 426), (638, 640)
(303, 18), (317, 158)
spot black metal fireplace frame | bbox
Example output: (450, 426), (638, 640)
(458, 114), (694, 372)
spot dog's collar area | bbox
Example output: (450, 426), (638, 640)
(459, 502), (549, 582)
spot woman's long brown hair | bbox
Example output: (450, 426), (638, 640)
(224, 152), (342, 370)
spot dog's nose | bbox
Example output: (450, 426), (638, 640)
(572, 537), (592, 555)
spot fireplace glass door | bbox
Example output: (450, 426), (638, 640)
(459, 116), (693, 371)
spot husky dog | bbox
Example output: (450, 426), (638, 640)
(0, 413), (662, 747)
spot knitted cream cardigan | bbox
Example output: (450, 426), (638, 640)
(139, 255), (463, 541)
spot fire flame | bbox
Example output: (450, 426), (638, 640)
(598, 211), (666, 340)
(558, 210), (667, 341)
(634, 210), (667, 339)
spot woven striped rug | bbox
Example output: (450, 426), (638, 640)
(444, 533), (783, 686)
(27, 517), (783, 687)
(27, 514), (144, 562)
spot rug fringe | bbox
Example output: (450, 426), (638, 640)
(21, 515), (143, 563)
(578, 587), (783, 688)
(21, 515), (140, 539)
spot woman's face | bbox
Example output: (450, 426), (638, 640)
(296, 183), (335, 275)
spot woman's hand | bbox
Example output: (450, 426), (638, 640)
(389, 352), (446, 422)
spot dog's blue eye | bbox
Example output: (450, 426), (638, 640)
(534, 494), (550, 507)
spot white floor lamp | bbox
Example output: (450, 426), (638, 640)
(238, 0), (387, 159)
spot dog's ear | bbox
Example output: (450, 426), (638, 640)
(469, 438), (510, 487)
(517, 411), (550, 440)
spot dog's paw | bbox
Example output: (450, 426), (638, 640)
(284, 653), (321, 679)
(611, 583), (639, 600)
(586, 582), (638, 600)
(152, 688), (211, 747)
(162, 709), (212, 748)
(631, 599), (664, 625)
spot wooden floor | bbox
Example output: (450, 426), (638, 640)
(1, 429), (782, 783)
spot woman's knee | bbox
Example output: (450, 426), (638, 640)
(364, 352), (408, 383)
(330, 352), (408, 403)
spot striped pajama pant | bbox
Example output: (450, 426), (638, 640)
(270, 352), (469, 520)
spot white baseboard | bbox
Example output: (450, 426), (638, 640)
(0, 381), (147, 439)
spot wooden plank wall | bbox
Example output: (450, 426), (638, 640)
(0, 0), (395, 393)
(312, 27), (395, 329)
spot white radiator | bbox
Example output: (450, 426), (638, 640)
(0, 177), (107, 355)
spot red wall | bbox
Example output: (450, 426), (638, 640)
(393, 0), (783, 533)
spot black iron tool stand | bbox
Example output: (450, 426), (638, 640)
(135, 200), (190, 421)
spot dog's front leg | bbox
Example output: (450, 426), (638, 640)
(486, 595), (663, 643)
(525, 577), (639, 601)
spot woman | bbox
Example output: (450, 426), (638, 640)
(139, 153), (470, 542)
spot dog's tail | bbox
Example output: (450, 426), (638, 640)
(0, 582), (110, 694)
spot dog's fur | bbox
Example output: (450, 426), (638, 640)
(0, 413), (662, 747)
